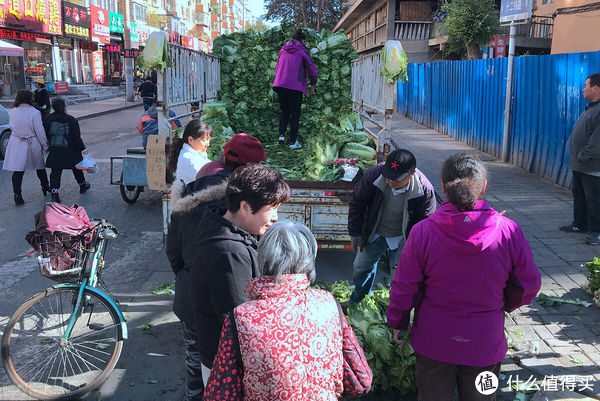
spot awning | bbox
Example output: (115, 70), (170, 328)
(0, 39), (24, 57)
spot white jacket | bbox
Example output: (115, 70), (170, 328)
(175, 143), (209, 184)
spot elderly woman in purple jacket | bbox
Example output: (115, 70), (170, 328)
(387, 153), (541, 401)
(273, 28), (318, 150)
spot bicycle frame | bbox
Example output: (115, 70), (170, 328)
(56, 229), (128, 343)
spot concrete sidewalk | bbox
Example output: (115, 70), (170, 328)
(67, 96), (143, 120)
(379, 114), (600, 400)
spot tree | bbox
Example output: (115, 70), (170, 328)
(442, 0), (499, 59)
(245, 19), (268, 33)
(264, 0), (348, 31)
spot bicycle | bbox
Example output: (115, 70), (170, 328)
(1, 220), (128, 400)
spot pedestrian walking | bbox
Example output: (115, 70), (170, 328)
(273, 28), (318, 150)
(188, 165), (289, 384)
(168, 119), (212, 185)
(43, 98), (90, 203)
(387, 153), (541, 401)
(166, 134), (267, 401)
(347, 148), (436, 304)
(138, 76), (157, 111)
(204, 221), (373, 401)
(560, 73), (600, 245)
(33, 79), (51, 120)
(2, 89), (49, 205)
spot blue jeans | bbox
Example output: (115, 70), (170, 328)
(143, 98), (154, 110)
(350, 236), (401, 303)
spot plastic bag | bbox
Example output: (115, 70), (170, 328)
(75, 154), (98, 174)
(135, 31), (173, 72)
(381, 40), (408, 84)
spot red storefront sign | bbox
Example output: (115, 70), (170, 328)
(92, 50), (103, 83)
(54, 82), (68, 93)
(181, 35), (193, 49)
(491, 35), (507, 58)
(0, 0), (62, 35)
(0, 28), (50, 43)
(90, 5), (109, 44)
(123, 48), (142, 58)
(105, 44), (120, 52)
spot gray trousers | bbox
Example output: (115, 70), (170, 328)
(181, 321), (205, 401)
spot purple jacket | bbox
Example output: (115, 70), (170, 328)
(387, 200), (541, 366)
(273, 39), (318, 95)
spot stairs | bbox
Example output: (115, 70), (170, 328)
(63, 84), (125, 104)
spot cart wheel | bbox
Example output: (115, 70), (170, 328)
(120, 185), (142, 204)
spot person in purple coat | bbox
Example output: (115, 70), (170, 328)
(387, 153), (541, 401)
(273, 28), (318, 150)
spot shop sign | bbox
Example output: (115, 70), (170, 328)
(90, 5), (109, 44)
(105, 44), (120, 52)
(169, 30), (180, 46)
(491, 35), (507, 58)
(0, 28), (50, 43)
(57, 36), (72, 48)
(123, 48), (141, 58)
(129, 22), (138, 42)
(108, 11), (122, 33)
(79, 41), (97, 51)
(92, 50), (103, 83)
(0, 0), (62, 35)
(47, 81), (68, 93)
(63, 1), (90, 40)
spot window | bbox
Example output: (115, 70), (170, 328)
(133, 3), (147, 23)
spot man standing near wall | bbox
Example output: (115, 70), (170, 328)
(561, 73), (600, 244)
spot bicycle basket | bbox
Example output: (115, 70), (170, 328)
(27, 232), (86, 279)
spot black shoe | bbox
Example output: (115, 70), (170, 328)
(51, 192), (61, 203)
(79, 182), (91, 194)
(586, 232), (600, 245)
(559, 224), (587, 233)
(41, 185), (51, 196)
(14, 193), (24, 205)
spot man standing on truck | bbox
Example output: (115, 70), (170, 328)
(347, 149), (436, 303)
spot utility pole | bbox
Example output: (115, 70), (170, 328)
(501, 22), (516, 162)
(121, 0), (134, 102)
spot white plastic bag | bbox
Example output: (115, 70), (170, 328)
(75, 154), (98, 174)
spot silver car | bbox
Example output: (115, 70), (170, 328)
(0, 104), (11, 160)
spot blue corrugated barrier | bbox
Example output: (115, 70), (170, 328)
(397, 51), (600, 187)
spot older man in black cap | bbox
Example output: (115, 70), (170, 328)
(347, 148), (437, 303)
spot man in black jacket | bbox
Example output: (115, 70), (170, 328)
(561, 73), (600, 245)
(347, 149), (436, 303)
(166, 135), (267, 401)
(138, 76), (156, 110)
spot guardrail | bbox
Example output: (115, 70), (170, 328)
(394, 20), (432, 40)
(351, 50), (396, 141)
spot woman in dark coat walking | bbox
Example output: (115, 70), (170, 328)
(44, 98), (90, 203)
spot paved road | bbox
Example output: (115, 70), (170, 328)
(0, 108), (361, 400)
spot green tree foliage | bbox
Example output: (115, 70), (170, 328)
(245, 19), (268, 33)
(264, 0), (348, 31)
(442, 0), (499, 59)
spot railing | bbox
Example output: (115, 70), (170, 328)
(394, 20), (432, 40)
(498, 16), (553, 39)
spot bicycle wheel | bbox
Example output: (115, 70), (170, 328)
(2, 287), (123, 400)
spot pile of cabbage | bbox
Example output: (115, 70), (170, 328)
(314, 281), (416, 394)
(209, 23), (378, 181)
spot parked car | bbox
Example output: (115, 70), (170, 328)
(0, 104), (11, 160)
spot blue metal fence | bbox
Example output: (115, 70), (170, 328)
(397, 51), (600, 186)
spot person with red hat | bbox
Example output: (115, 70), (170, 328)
(195, 132), (267, 179)
(166, 133), (268, 401)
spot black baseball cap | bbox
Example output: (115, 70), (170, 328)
(381, 149), (416, 182)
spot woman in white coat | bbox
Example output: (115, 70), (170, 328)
(168, 119), (212, 185)
(2, 89), (50, 205)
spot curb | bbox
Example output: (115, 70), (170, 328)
(75, 102), (143, 121)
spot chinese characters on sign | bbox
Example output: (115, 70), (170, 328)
(129, 22), (138, 42)
(0, 28), (49, 42)
(92, 50), (103, 83)
(123, 48), (141, 58)
(0, 0), (62, 35)
(108, 11), (122, 33)
(63, 1), (89, 40)
(500, 0), (532, 23)
(90, 5), (109, 44)
(105, 44), (120, 53)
